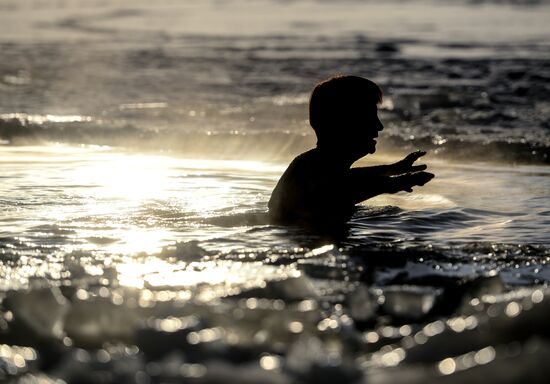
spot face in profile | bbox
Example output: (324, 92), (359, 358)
(339, 103), (384, 159)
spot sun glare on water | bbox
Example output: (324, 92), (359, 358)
(115, 257), (297, 293)
(55, 147), (275, 248)
(0, 145), (282, 289)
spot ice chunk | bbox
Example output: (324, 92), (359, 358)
(379, 285), (441, 320)
(347, 284), (377, 322)
(406, 288), (550, 364)
(159, 240), (209, 261)
(5, 286), (69, 339)
(64, 297), (140, 347)
(50, 346), (142, 384)
(0, 344), (38, 377)
(286, 336), (361, 383)
(239, 275), (317, 301)
(371, 338), (550, 384)
(464, 272), (505, 299)
(136, 315), (204, 360)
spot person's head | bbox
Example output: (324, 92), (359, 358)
(309, 75), (383, 160)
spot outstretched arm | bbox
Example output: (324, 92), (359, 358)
(352, 150), (428, 178)
(348, 171), (434, 204)
(348, 151), (434, 204)
(385, 150), (428, 176)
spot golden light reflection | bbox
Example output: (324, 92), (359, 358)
(438, 358), (456, 375)
(437, 345), (497, 376)
(0, 145), (289, 293)
(71, 153), (177, 201)
(116, 256), (299, 300)
(11, 145), (279, 256)
(0, 113), (92, 124)
(259, 355), (281, 371)
(105, 227), (173, 255)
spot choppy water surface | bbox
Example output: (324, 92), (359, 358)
(1, 144), (549, 383)
(1, 0), (550, 383)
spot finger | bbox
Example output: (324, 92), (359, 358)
(410, 164), (427, 172)
(407, 150), (425, 157)
(407, 150), (427, 162)
(408, 171), (434, 186)
(418, 172), (435, 184)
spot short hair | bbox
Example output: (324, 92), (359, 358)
(309, 75), (382, 141)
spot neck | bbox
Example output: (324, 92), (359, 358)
(315, 143), (355, 169)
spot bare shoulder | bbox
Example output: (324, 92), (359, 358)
(288, 149), (321, 174)
(268, 149), (323, 220)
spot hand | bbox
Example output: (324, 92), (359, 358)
(392, 150), (427, 175)
(400, 171), (434, 192)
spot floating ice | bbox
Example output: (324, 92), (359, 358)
(241, 275), (318, 301)
(5, 286), (69, 340)
(64, 297), (140, 347)
(347, 284), (377, 322)
(159, 240), (210, 262)
(378, 285), (441, 320)
(464, 272), (505, 299)
(0, 344), (38, 378)
(286, 336), (361, 383)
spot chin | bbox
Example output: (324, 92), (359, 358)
(351, 143), (375, 158)
(367, 143), (376, 154)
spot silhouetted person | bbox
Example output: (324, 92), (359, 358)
(269, 75), (434, 225)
